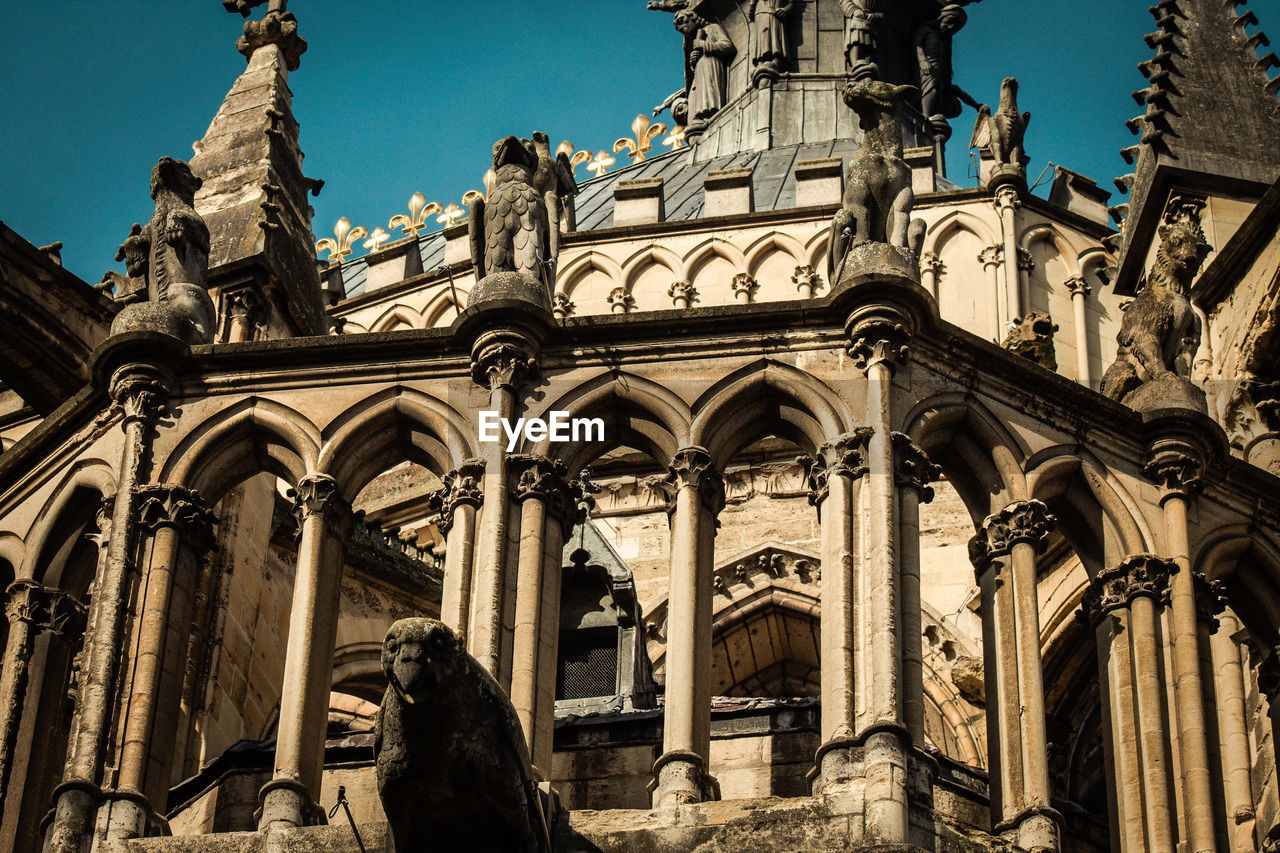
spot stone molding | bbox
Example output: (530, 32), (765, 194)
(892, 432), (940, 502)
(666, 447), (725, 517)
(134, 484), (218, 550)
(847, 317), (911, 371)
(804, 428), (873, 507)
(510, 455), (586, 537)
(977, 245), (1003, 268)
(471, 341), (537, 391)
(1143, 446), (1204, 497)
(237, 10), (307, 71)
(290, 474), (352, 538)
(972, 499), (1056, 563)
(1079, 554), (1178, 623)
(712, 547), (820, 598)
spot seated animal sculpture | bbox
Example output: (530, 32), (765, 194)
(1100, 216), (1210, 405)
(827, 79), (926, 284)
(375, 618), (551, 853)
(112, 157), (217, 344)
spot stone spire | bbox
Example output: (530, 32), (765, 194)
(1110, 0), (1280, 292)
(188, 1), (326, 339)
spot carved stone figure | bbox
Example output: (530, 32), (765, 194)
(970, 77), (1032, 176)
(828, 81), (927, 283)
(914, 3), (968, 123)
(468, 136), (552, 305)
(1001, 312), (1058, 371)
(1101, 216), (1211, 409)
(748, 0), (795, 86)
(654, 87), (690, 126)
(674, 10), (735, 129)
(838, 0), (882, 80)
(111, 157), (216, 344)
(530, 131), (578, 264)
(375, 619), (551, 853)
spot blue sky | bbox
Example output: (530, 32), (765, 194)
(1, 1), (1271, 283)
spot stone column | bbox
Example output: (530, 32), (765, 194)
(651, 447), (723, 808)
(892, 434), (940, 747)
(995, 185), (1022, 323)
(222, 284), (267, 343)
(258, 474), (352, 831)
(806, 430), (871, 787)
(108, 486), (215, 841)
(845, 316), (913, 844)
(1016, 248), (1035, 322)
(469, 344), (535, 679)
(508, 456), (578, 771)
(1210, 612), (1257, 853)
(1065, 275), (1092, 387)
(1082, 554), (1179, 852)
(1145, 443), (1219, 853)
(47, 363), (170, 853)
(1256, 654), (1280, 853)
(978, 245), (1004, 342)
(971, 501), (1062, 853)
(432, 461), (484, 635)
(919, 252), (943, 301)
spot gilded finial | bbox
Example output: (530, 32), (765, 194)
(438, 203), (466, 227)
(614, 115), (668, 163)
(389, 192), (442, 236)
(363, 227), (391, 253)
(586, 151), (616, 178)
(461, 190), (486, 207)
(316, 217), (367, 263)
(663, 125), (687, 151)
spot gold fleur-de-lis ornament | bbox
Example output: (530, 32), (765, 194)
(614, 115), (668, 163)
(315, 217), (367, 263)
(586, 151), (616, 178)
(389, 192), (442, 236)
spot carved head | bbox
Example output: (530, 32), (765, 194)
(150, 156), (202, 202)
(491, 135), (537, 173)
(530, 131), (550, 154)
(381, 618), (464, 705)
(673, 9), (706, 34)
(1010, 312), (1057, 342)
(1154, 218), (1212, 289)
(842, 80), (917, 126)
(1000, 77), (1019, 98)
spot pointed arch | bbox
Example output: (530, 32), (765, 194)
(422, 290), (463, 328)
(681, 237), (746, 280)
(161, 397), (319, 503)
(691, 360), (851, 467)
(529, 370), (691, 471)
(743, 231), (806, 274)
(21, 459), (115, 583)
(1020, 224), (1083, 278)
(804, 228), (829, 274)
(1195, 524), (1280, 644)
(559, 251), (623, 297)
(318, 386), (475, 499)
(369, 304), (424, 332)
(922, 209), (999, 258)
(621, 244), (681, 288)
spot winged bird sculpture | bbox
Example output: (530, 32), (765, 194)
(969, 77), (1031, 172)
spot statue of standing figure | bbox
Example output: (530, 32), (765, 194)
(913, 3), (970, 124)
(748, 0), (795, 87)
(674, 10), (735, 130)
(839, 0), (882, 81)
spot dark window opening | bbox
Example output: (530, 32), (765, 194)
(556, 629), (618, 701)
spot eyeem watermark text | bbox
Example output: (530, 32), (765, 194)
(479, 411), (605, 452)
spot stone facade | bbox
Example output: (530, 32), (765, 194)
(1, 1), (1280, 852)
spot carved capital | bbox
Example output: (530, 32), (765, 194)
(608, 287), (636, 314)
(731, 272), (758, 302)
(847, 317), (911, 370)
(1016, 247), (1035, 273)
(1080, 554), (1178, 623)
(1065, 275), (1091, 298)
(667, 447), (725, 516)
(552, 292), (575, 319)
(1247, 378), (1280, 432)
(804, 429), (873, 506)
(1193, 572), (1228, 630)
(668, 279), (697, 307)
(919, 252), (944, 277)
(428, 460), (485, 533)
(892, 432), (941, 502)
(1143, 447), (1203, 497)
(791, 265), (821, 297)
(4, 580), (43, 626)
(977, 245), (1003, 268)
(3, 581), (87, 641)
(994, 184), (1022, 212)
(109, 369), (169, 425)
(1259, 649), (1280, 705)
(511, 455), (586, 537)
(1000, 499), (1056, 550)
(471, 342), (536, 392)
(134, 485), (217, 551)
(290, 474), (352, 538)
(237, 10), (307, 71)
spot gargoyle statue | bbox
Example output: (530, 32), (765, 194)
(469, 136), (552, 289)
(1100, 216), (1210, 405)
(113, 157), (216, 344)
(1001, 312), (1058, 371)
(375, 619), (551, 853)
(828, 80), (927, 283)
(969, 77), (1031, 173)
(530, 131), (578, 268)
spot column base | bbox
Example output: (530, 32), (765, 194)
(996, 804), (1063, 853)
(99, 788), (169, 843)
(256, 777), (324, 831)
(647, 750), (719, 807)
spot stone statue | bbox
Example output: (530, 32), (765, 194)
(654, 87), (689, 126)
(111, 157), (217, 344)
(674, 10), (735, 129)
(1001, 313), (1058, 371)
(838, 0), (882, 80)
(645, 0), (689, 10)
(375, 619), (551, 853)
(748, 0), (795, 87)
(1101, 216), (1210, 408)
(469, 136), (551, 288)
(828, 81), (927, 283)
(969, 77), (1032, 175)
(530, 131), (578, 264)
(913, 3), (968, 123)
